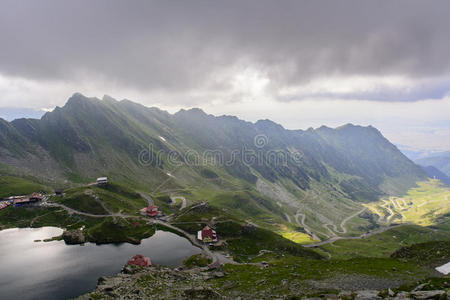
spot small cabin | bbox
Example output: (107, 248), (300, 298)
(96, 177), (108, 186)
(140, 205), (160, 217)
(197, 225), (218, 243)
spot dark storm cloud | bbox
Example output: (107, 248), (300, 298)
(1, 0), (450, 101)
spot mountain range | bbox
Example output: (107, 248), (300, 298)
(415, 151), (450, 177)
(0, 93), (428, 235)
(0, 107), (45, 122)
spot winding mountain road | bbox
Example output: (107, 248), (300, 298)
(45, 198), (407, 261)
(296, 207), (366, 240)
(381, 199), (395, 222)
(303, 224), (405, 247)
(170, 196), (187, 210)
(335, 207), (366, 234)
(294, 211), (322, 241)
(284, 213), (292, 223)
(139, 192), (154, 206)
(45, 201), (235, 265)
(152, 219), (236, 265)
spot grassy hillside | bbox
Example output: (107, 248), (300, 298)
(171, 204), (322, 262)
(319, 224), (450, 259)
(0, 93), (430, 240)
(210, 255), (430, 297)
(85, 217), (155, 244)
(318, 179), (450, 260)
(55, 182), (148, 215)
(391, 240), (450, 267)
(364, 179), (450, 226)
(0, 181), (157, 244)
(0, 175), (50, 198)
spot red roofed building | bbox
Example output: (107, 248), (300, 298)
(13, 193), (43, 207)
(140, 205), (160, 217)
(127, 254), (151, 267)
(0, 201), (12, 210)
(197, 225), (218, 243)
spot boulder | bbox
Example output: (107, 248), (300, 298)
(354, 290), (382, 300)
(410, 290), (446, 299)
(62, 229), (85, 244)
(394, 291), (411, 300)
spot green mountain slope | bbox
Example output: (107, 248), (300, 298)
(0, 93), (428, 238)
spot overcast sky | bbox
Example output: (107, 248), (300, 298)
(1, 0), (450, 151)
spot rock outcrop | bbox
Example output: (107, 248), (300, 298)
(62, 229), (85, 244)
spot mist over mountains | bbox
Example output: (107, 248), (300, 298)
(0, 93), (428, 228)
(399, 146), (450, 182)
(415, 152), (450, 177)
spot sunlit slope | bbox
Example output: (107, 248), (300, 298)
(0, 93), (429, 238)
(319, 224), (450, 259)
(364, 179), (450, 226)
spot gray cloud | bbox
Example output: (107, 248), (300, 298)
(1, 0), (450, 103)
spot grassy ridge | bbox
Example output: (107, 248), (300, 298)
(320, 224), (450, 259)
(0, 94), (429, 242)
(0, 206), (79, 230)
(0, 180), (157, 244)
(391, 240), (450, 267)
(211, 255), (429, 296)
(0, 175), (50, 198)
(214, 221), (323, 261)
(55, 182), (147, 215)
(86, 217), (155, 244)
(171, 204), (323, 262)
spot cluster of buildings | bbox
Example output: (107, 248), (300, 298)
(0, 193), (44, 208)
(13, 193), (43, 206)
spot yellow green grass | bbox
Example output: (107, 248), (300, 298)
(278, 224), (317, 244)
(320, 224), (450, 260)
(364, 179), (450, 226)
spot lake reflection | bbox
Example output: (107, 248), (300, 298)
(0, 227), (201, 300)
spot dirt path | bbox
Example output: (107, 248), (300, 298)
(45, 201), (236, 265)
(284, 213), (292, 223)
(152, 219), (236, 265)
(418, 201), (428, 208)
(296, 206), (366, 241)
(322, 224), (338, 237)
(337, 207), (366, 234)
(381, 199), (394, 222)
(93, 194), (113, 216)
